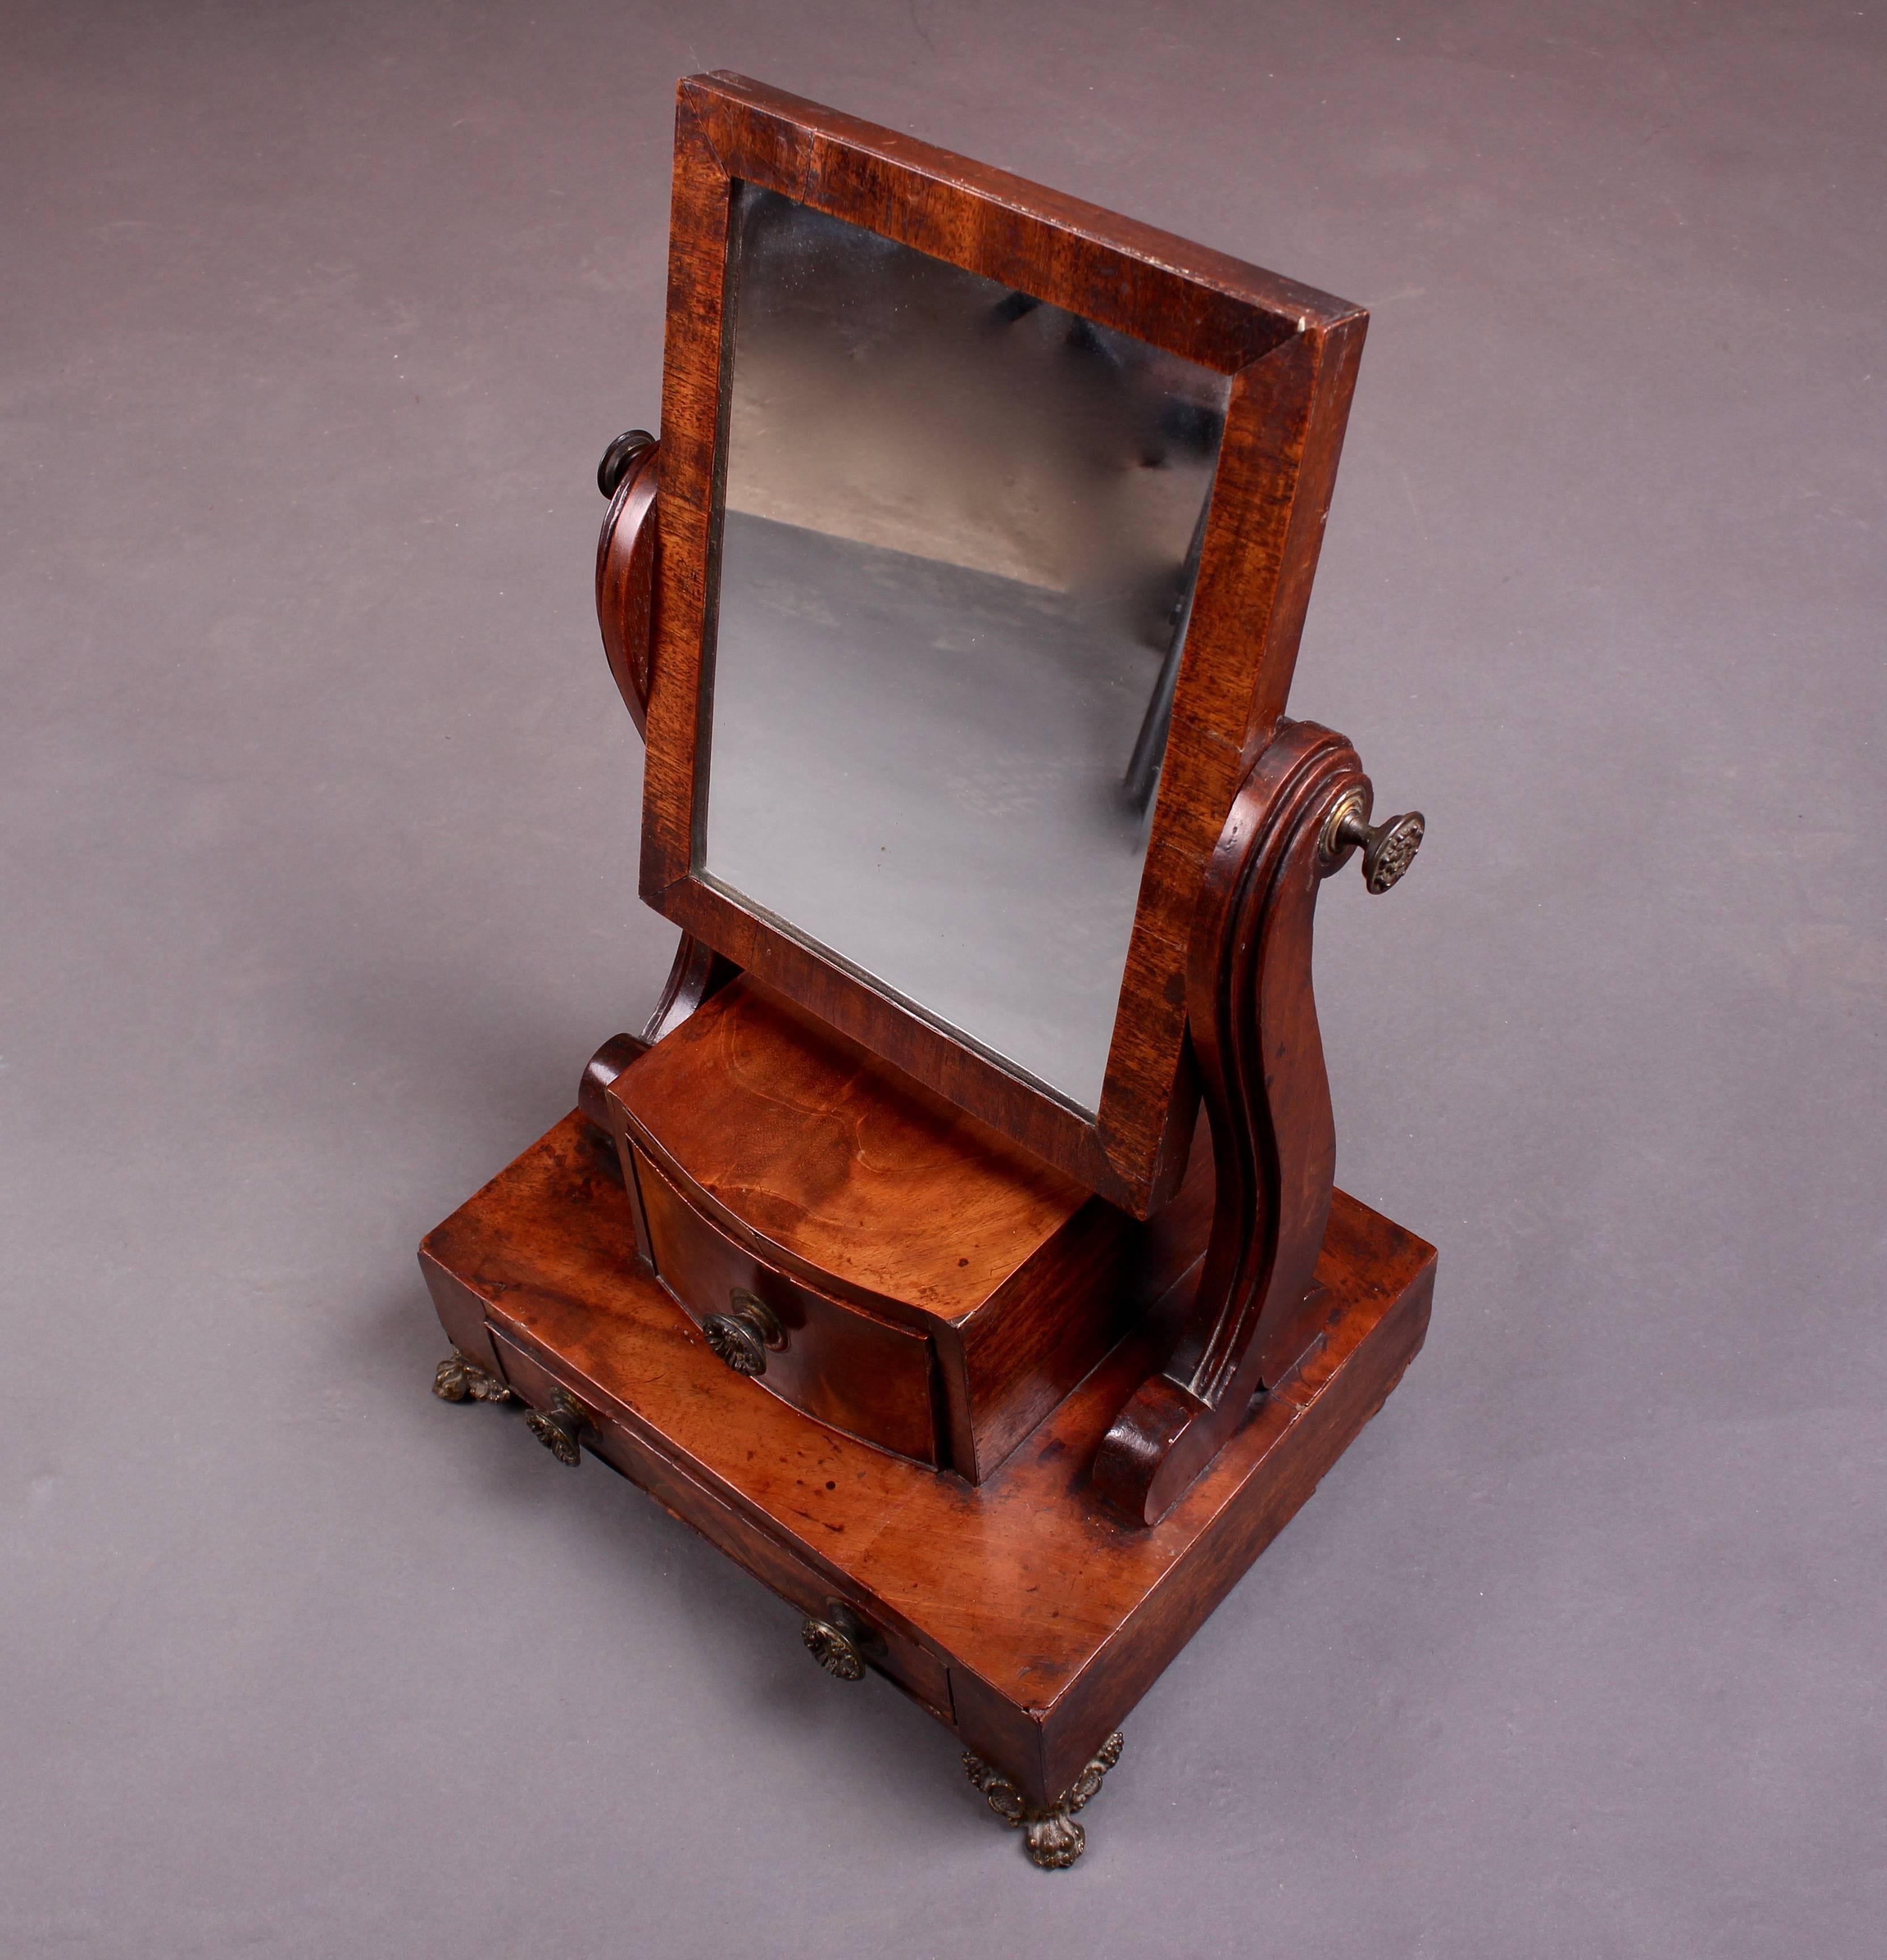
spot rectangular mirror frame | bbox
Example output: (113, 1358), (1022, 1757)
(640, 72), (1367, 1217)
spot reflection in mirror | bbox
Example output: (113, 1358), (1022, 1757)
(702, 189), (1230, 1115)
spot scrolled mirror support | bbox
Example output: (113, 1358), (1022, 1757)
(594, 428), (661, 735)
(1094, 720), (1424, 1527)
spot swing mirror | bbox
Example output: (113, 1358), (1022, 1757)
(640, 74), (1366, 1213)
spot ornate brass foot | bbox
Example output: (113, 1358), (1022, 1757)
(432, 1351), (513, 1404)
(963, 1731), (1125, 1870)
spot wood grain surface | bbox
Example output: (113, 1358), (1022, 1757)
(594, 438), (660, 734)
(638, 73), (1370, 1215)
(617, 975), (1091, 1320)
(1095, 720), (1371, 1524)
(612, 975), (1140, 1480)
(421, 1112), (1434, 1806)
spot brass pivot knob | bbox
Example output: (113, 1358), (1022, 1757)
(1323, 792), (1425, 894)
(800, 1600), (878, 1681)
(702, 1289), (786, 1376)
(524, 1388), (590, 1467)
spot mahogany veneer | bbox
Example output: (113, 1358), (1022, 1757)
(421, 1112), (1434, 1814)
(642, 71), (1370, 1216)
(610, 975), (1139, 1479)
(421, 72), (1437, 1867)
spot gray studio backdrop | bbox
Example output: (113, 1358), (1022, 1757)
(4, 3), (1882, 1956)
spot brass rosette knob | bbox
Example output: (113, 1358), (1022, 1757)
(701, 1289), (786, 1376)
(524, 1388), (590, 1467)
(800, 1617), (866, 1680)
(799, 1600), (879, 1681)
(1321, 790), (1425, 894)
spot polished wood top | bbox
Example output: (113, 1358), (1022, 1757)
(423, 1112), (1434, 1788)
(616, 975), (1090, 1322)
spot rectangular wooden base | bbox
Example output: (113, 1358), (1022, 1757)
(421, 1113), (1436, 1809)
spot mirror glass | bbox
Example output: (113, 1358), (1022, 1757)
(701, 188), (1229, 1114)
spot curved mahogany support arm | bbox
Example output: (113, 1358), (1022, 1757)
(576, 933), (741, 1132)
(584, 428), (741, 1119)
(640, 932), (740, 1047)
(1093, 720), (1371, 1527)
(594, 429), (660, 735)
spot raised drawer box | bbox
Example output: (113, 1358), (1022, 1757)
(609, 977), (1139, 1481)
(632, 1151), (940, 1463)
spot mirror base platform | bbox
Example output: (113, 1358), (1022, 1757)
(420, 1110), (1434, 1851)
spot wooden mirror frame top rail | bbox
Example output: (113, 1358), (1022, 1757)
(636, 70), (1371, 1219)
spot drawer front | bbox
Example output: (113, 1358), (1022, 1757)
(486, 1325), (952, 1718)
(632, 1147), (940, 1466)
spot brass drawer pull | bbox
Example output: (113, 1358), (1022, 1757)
(702, 1288), (786, 1376)
(524, 1388), (592, 1467)
(800, 1600), (881, 1682)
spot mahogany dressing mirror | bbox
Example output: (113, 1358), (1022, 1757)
(423, 73), (1437, 1870)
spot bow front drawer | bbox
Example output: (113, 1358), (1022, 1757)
(630, 1149), (942, 1467)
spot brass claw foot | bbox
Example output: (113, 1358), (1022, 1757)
(432, 1351), (513, 1404)
(963, 1731), (1125, 1870)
